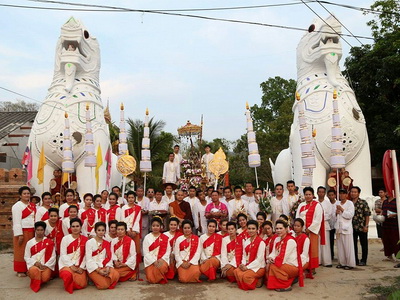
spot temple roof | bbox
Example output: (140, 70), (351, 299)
(0, 111), (37, 139)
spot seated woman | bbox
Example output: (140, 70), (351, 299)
(221, 221), (242, 282)
(59, 218), (88, 294)
(85, 222), (119, 290)
(256, 212), (267, 236)
(266, 219), (304, 292)
(199, 219), (223, 281)
(293, 218), (310, 272)
(143, 217), (171, 284)
(164, 217), (182, 280)
(174, 219), (201, 283)
(111, 221), (137, 282)
(24, 221), (56, 292)
(62, 205), (79, 236)
(263, 220), (277, 275)
(236, 213), (249, 241)
(234, 220), (266, 290)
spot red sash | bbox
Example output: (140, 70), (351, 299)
(41, 211), (49, 221)
(179, 234), (199, 261)
(300, 201), (325, 245)
(265, 234), (278, 253)
(238, 229), (249, 240)
(114, 235), (132, 263)
(22, 202), (36, 219)
(30, 238), (54, 263)
(274, 235), (304, 287)
(203, 233), (223, 256)
(148, 234), (169, 260)
(227, 237), (243, 266)
(244, 236), (263, 265)
(168, 232), (183, 247)
(66, 235), (88, 266)
(63, 203), (79, 218)
(107, 205), (120, 221)
(295, 233), (311, 279)
(46, 220), (63, 253)
(124, 205), (141, 230)
(92, 240), (112, 267)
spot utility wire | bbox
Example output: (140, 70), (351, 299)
(17, 0), (373, 40)
(316, 0), (364, 46)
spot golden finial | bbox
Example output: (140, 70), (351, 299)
(333, 90), (338, 99)
(120, 103), (124, 110)
(65, 112), (68, 118)
(145, 108), (149, 115)
(86, 102), (90, 111)
(312, 129), (317, 137)
(296, 92), (300, 101)
(246, 101), (249, 110)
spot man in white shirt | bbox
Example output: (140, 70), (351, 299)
(146, 187), (155, 202)
(223, 187), (234, 202)
(205, 186), (214, 203)
(317, 186), (332, 267)
(173, 145), (183, 175)
(327, 189), (338, 260)
(248, 188), (262, 221)
(229, 186), (249, 221)
(241, 182), (255, 203)
(112, 185), (126, 206)
(136, 187), (150, 236)
(285, 180), (299, 211)
(271, 183), (289, 224)
(184, 186), (199, 209)
(201, 145), (214, 182)
(162, 153), (180, 184)
(162, 183), (175, 204)
(149, 190), (169, 228)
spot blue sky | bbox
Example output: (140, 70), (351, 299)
(0, 0), (374, 142)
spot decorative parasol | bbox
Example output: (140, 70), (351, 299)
(208, 147), (229, 189)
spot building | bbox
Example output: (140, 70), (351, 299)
(0, 111), (37, 169)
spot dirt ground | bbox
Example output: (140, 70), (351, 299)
(0, 239), (398, 300)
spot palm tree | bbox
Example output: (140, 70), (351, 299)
(126, 117), (176, 188)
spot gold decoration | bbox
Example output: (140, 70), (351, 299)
(50, 179), (57, 189)
(296, 92), (300, 101)
(327, 177), (337, 187)
(70, 181), (78, 190)
(246, 101), (249, 110)
(117, 152), (137, 176)
(120, 103), (124, 110)
(177, 120), (202, 137)
(312, 129), (317, 138)
(86, 102), (89, 111)
(208, 147), (229, 179)
(343, 177), (352, 187)
(333, 90), (338, 99)
(146, 107), (149, 115)
(65, 112), (68, 118)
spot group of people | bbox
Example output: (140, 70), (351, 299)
(11, 177), (400, 294)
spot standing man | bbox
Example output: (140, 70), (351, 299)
(136, 187), (150, 236)
(146, 188), (155, 202)
(317, 186), (332, 267)
(327, 189), (338, 260)
(381, 192), (400, 263)
(271, 184), (289, 225)
(229, 186), (249, 221)
(249, 188), (262, 221)
(285, 180), (299, 211)
(223, 187), (234, 202)
(112, 186), (126, 206)
(162, 183), (175, 204)
(162, 153), (180, 184)
(350, 186), (371, 266)
(241, 183), (255, 203)
(173, 145), (183, 175)
(201, 145), (214, 182)
(375, 188), (387, 251)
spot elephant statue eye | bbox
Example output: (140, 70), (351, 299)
(84, 30), (90, 39)
(308, 24), (315, 33)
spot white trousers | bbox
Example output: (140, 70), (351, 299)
(337, 232), (356, 267)
(319, 230), (332, 266)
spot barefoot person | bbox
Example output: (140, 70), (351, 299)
(266, 219), (303, 292)
(12, 186), (36, 277)
(85, 222), (119, 289)
(234, 220), (266, 290)
(165, 217), (182, 280)
(174, 219), (201, 283)
(59, 218), (88, 294)
(24, 221), (56, 292)
(143, 217), (171, 284)
(199, 219), (223, 281)
(221, 221), (243, 282)
(112, 221), (137, 282)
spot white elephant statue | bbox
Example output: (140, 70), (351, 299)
(27, 17), (121, 196)
(270, 15), (372, 199)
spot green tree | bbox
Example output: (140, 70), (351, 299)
(344, 0), (400, 165)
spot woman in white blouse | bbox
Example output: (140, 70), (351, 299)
(85, 222), (119, 289)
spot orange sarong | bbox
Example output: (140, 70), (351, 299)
(177, 265), (201, 283)
(88, 268), (120, 290)
(28, 266), (52, 292)
(309, 232), (319, 269)
(59, 267), (88, 294)
(145, 260), (169, 284)
(13, 228), (34, 272)
(116, 266), (136, 282)
(225, 266), (237, 283)
(200, 257), (220, 281)
(266, 264), (299, 290)
(234, 268), (265, 290)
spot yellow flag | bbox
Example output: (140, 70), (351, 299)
(62, 172), (68, 185)
(95, 145), (103, 193)
(37, 144), (46, 184)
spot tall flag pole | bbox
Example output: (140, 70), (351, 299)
(245, 102), (261, 187)
(330, 90), (346, 192)
(296, 93), (316, 188)
(119, 103), (128, 196)
(140, 108), (152, 192)
(84, 103), (97, 193)
(62, 112), (75, 188)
